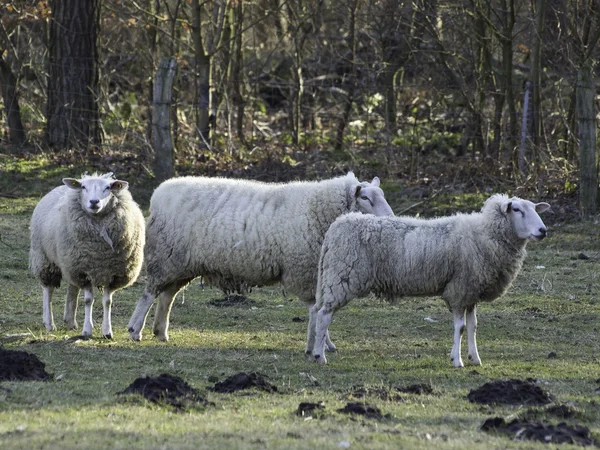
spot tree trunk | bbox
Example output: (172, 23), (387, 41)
(335, 0), (359, 151)
(528, 0), (546, 161)
(46, 0), (101, 149)
(0, 58), (26, 146)
(192, 0), (211, 149)
(152, 57), (178, 183)
(231, 0), (245, 142)
(145, 0), (160, 143)
(577, 61), (597, 219)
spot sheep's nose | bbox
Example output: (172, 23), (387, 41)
(90, 199), (100, 206)
(539, 227), (547, 237)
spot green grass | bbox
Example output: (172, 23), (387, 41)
(1, 183), (600, 449)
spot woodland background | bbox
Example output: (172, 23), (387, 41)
(1, 0), (599, 218)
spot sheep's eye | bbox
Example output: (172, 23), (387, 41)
(512, 207), (520, 213)
(360, 195), (369, 201)
(104, 186), (110, 191)
(81, 186), (86, 190)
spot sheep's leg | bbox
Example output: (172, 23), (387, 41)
(305, 303), (319, 359)
(63, 284), (79, 329)
(101, 289), (114, 339)
(305, 303), (336, 358)
(127, 290), (157, 341)
(466, 305), (481, 365)
(313, 306), (334, 364)
(42, 285), (56, 331)
(152, 285), (180, 341)
(450, 308), (465, 368)
(82, 288), (95, 338)
(325, 330), (337, 352)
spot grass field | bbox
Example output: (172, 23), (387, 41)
(1, 174), (599, 449)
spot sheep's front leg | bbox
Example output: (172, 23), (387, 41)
(313, 306), (334, 364)
(127, 290), (157, 341)
(101, 289), (114, 339)
(64, 284), (79, 329)
(450, 308), (465, 368)
(466, 305), (481, 365)
(82, 288), (95, 338)
(42, 285), (56, 331)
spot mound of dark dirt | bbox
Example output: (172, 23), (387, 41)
(208, 294), (256, 307)
(209, 372), (277, 393)
(395, 383), (434, 395)
(337, 402), (389, 420)
(481, 417), (598, 446)
(296, 401), (325, 417)
(117, 373), (211, 410)
(467, 379), (552, 406)
(347, 386), (404, 402)
(0, 347), (52, 381)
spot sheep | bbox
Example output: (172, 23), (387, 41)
(29, 172), (145, 338)
(306, 194), (550, 367)
(127, 172), (394, 342)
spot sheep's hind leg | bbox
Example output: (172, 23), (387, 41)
(82, 288), (95, 338)
(63, 284), (79, 329)
(305, 303), (319, 359)
(153, 283), (186, 341)
(42, 285), (56, 331)
(127, 289), (157, 341)
(466, 305), (481, 365)
(450, 308), (465, 368)
(313, 306), (334, 364)
(101, 289), (114, 339)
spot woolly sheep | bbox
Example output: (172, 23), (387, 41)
(29, 172), (145, 338)
(306, 194), (550, 367)
(127, 172), (394, 342)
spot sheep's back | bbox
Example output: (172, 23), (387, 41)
(146, 175), (357, 292)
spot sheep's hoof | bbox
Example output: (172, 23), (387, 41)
(103, 333), (113, 340)
(81, 333), (92, 340)
(313, 354), (327, 364)
(129, 332), (142, 341)
(44, 323), (56, 332)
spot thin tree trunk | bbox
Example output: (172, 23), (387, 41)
(528, 0), (546, 161)
(231, 0), (245, 142)
(577, 61), (597, 218)
(146, 0), (160, 143)
(152, 57), (177, 183)
(0, 58), (26, 146)
(335, 0), (359, 151)
(46, 0), (101, 149)
(192, 0), (211, 149)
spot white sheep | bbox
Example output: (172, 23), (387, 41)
(306, 194), (550, 367)
(29, 172), (145, 338)
(127, 172), (394, 342)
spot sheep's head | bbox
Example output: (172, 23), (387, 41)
(63, 173), (129, 215)
(501, 197), (550, 241)
(354, 176), (394, 216)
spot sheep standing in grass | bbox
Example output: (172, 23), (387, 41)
(29, 173), (145, 338)
(127, 172), (394, 342)
(306, 194), (550, 367)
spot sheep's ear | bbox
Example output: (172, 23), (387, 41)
(110, 180), (129, 191)
(354, 185), (362, 197)
(501, 201), (512, 214)
(371, 176), (380, 187)
(63, 178), (81, 190)
(535, 202), (550, 213)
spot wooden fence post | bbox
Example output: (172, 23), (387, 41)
(152, 57), (178, 182)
